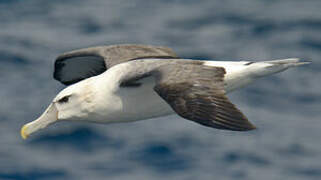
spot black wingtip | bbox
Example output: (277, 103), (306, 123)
(208, 120), (257, 132)
(239, 123), (257, 131)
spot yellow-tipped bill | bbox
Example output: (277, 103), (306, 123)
(20, 103), (58, 139)
(21, 124), (29, 139)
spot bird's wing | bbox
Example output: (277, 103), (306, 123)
(118, 59), (256, 131)
(54, 44), (178, 85)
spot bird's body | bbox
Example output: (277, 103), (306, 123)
(102, 60), (247, 123)
(20, 44), (309, 139)
(55, 58), (306, 124)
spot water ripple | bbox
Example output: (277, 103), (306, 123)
(29, 127), (124, 152)
(129, 143), (193, 173)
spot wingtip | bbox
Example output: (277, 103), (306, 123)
(246, 123), (257, 131)
(234, 121), (257, 131)
(290, 58), (312, 65)
(296, 61), (311, 66)
(265, 58), (311, 67)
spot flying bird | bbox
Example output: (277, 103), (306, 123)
(20, 44), (309, 139)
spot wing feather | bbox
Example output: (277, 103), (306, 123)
(54, 44), (178, 85)
(120, 60), (256, 131)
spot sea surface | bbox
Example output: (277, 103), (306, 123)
(0, 0), (320, 179)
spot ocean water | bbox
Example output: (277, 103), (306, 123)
(0, 0), (320, 179)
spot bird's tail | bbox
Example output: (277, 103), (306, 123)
(248, 58), (310, 78)
(204, 58), (310, 92)
(263, 58), (311, 67)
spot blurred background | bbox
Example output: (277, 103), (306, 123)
(0, 0), (320, 179)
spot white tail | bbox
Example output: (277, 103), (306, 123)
(246, 58), (310, 79)
(204, 58), (310, 92)
(263, 58), (311, 67)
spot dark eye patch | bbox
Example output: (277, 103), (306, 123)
(58, 95), (71, 104)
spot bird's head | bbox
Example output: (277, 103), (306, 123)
(21, 79), (95, 139)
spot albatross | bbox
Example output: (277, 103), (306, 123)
(21, 44), (309, 139)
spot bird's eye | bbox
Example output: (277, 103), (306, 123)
(58, 95), (70, 104)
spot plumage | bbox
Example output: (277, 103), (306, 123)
(54, 44), (178, 85)
(20, 44), (310, 139)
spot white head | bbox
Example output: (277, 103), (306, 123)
(21, 79), (95, 139)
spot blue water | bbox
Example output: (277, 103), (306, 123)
(0, 0), (320, 179)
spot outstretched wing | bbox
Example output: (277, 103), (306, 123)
(54, 44), (178, 85)
(119, 60), (256, 131)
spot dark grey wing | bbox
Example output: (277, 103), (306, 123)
(153, 64), (256, 131)
(121, 60), (256, 131)
(102, 44), (178, 67)
(54, 55), (106, 85)
(54, 44), (178, 85)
